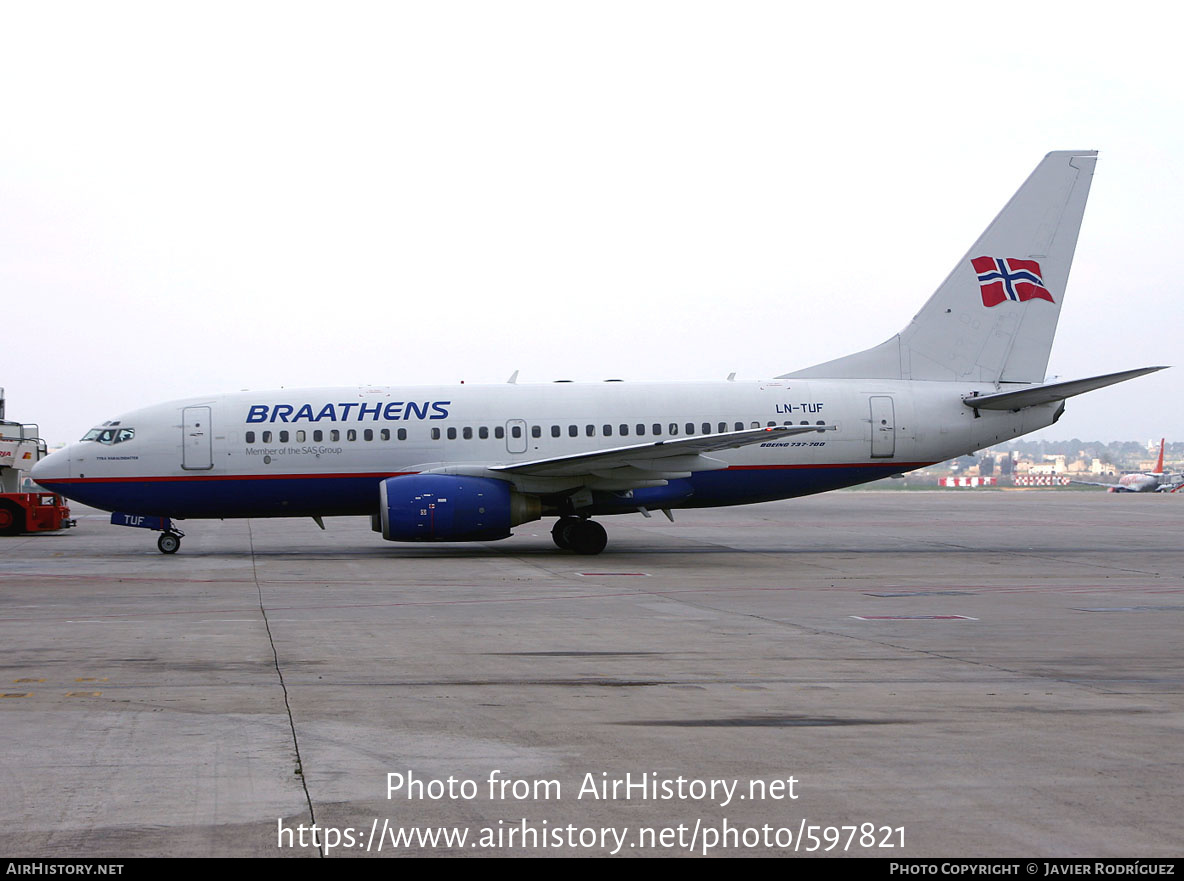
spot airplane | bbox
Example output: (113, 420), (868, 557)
(30, 150), (1168, 555)
(1071, 439), (1182, 492)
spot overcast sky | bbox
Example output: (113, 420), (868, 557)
(2, 1), (1180, 447)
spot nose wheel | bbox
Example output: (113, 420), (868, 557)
(157, 531), (183, 554)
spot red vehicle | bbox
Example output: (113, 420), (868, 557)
(0, 388), (74, 535)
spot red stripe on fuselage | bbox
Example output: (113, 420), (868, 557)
(46, 462), (936, 484)
(43, 471), (416, 484)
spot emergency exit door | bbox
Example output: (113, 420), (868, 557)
(506, 419), (528, 454)
(182, 406), (213, 470)
(869, 396), (895, 458)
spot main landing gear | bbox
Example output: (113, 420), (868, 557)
(551, 517), (608, 555)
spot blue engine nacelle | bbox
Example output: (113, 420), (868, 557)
(379, 474), (540, 542)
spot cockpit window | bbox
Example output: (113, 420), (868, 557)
(81, 427), (135, 445)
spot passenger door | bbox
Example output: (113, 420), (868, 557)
(182, 406), (213, 470)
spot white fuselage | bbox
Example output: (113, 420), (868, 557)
(32, 378), (1060, 521)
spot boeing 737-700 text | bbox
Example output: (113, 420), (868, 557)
(31, 151), (1166, 554)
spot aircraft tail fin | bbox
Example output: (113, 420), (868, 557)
(1155, 438), (1165, 475)
(782, 150), (1098, 383)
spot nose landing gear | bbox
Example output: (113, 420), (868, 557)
(109, 513), (185, 554)
(156, 531), (183, 554)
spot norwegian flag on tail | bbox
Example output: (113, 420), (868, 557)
(971, 256), (1055, 307)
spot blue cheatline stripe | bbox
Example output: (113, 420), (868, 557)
(38, 462), (934, 520)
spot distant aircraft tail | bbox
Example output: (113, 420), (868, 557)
(1154, 438), (1165, 474)
(783, 150), (1097, 384)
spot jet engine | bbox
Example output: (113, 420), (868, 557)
(378, 474), (540, 542)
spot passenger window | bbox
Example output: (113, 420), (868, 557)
(495, 426), (505, 439)
(551, 425), (561, 438)
(585, 425), (595, 437)
(568, 425), (578, 437)
(718, 422), (726, 433)
(735, 422), (744, 431)
(669, 423), (679, 435)
(262, 431), (273, 443)
(703, 423), (711, 434)
(636, 424), (646, 435)
(531, 425), (541, 438)
(347, 429), (357, 441)
(246, 431), (255, 443)
(479, 426), (489, 439)
(685, 423), (694, 435)
(463, 427), (473, 439)
(603, 425), (613, 437)
(447, 427), (457, 440)
(296, 430), (306, 442)
(619, 424), (629, 436)
(511, 425), (522, 438)
(279, 431), (289, 443)
(330, 430), (340, 441)
(380, 429), (390, 441)
(364, 429), (374, 441)
(652, 423), (661, 435)
(313, 430), (323, 442)
(431, 428), (441, 440)
(750, 422), (759, 429)
(398, 429), (407, 441)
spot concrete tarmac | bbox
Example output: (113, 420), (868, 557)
(1, 491), (1181, 858)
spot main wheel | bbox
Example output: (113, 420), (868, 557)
(551, 517), (579, 550)
(567, 519), (608, 555)
(0, 501), (25, 536)
(157, 532), (181, 554)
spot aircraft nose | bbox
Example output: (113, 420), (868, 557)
(31, 446), (71, 486)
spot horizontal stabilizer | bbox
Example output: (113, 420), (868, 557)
(962, 366), (1167, 411)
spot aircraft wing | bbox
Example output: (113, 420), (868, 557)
(962, 366), (1167, 411)
(1069, 479), (1125, 489)
(489, 425), (835, 482)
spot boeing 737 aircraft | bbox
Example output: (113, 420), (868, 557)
(31, 151), (1166, 554)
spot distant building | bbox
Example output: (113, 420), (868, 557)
(1029, 455), (1066, 475)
